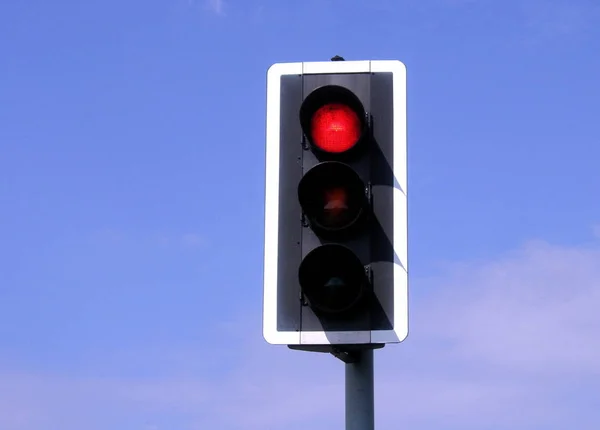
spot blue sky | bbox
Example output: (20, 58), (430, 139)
(1, 0), (599, 428)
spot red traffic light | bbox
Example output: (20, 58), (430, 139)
(311, 103), (362, 153)
(300, 85), (367, 155)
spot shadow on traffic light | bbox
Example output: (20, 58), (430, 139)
(371, 143), (402, 191)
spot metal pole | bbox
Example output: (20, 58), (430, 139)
(345, 348), (374, 430)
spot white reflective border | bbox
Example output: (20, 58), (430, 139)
(371, 60), (408, 344)
(301, 330), (370, 345)
(263, 60), (408, 345)
(263, 62), (302, 345)
(302, 60), (371, 75)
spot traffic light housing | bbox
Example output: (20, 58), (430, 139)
(263, 60), (407, 346)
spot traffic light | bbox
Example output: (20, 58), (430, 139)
(263, 60), (407, 347)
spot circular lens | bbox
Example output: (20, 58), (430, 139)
(298, 162), (366, 232)
(299, 85), (367, 155)
(310, 103), (362, 153)
(299, 244), (367, 314)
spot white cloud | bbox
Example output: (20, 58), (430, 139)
(420, 240), (600, 375)
(1, 239), (599, 429)
(0, 374), (211, 430)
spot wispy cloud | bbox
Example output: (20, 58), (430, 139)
(89, 228), (124, 244)
(519, 0), (600, 43)
(181, 233), (204, 247)
(206, 0), (225, 15)
(89, 229), (206, 249)
(1, 238), (599, 429)
(433, 0), (599, 44)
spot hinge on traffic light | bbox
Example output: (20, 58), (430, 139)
(301, 136), (309, 151)
(301, 213), (309, 228)
(331, 348), (359, 363)
(364, 265), (373, 285)
(366, 112), (373, 131)
(300, 291), (309, 306)
(365, 181), (373, 206)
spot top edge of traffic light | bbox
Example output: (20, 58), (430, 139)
(267, 59), (406, 78)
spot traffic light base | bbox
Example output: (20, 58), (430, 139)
(287, 343), (384, 363)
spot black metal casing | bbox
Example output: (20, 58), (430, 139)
(275, 72), (398, 341)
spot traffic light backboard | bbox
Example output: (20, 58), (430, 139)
(263, 60), (407, 346)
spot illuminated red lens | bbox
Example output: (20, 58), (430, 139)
(322, 187), (349, 227)
(310, 103), (362, 153)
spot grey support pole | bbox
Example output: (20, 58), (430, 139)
(345, 349), (375, 430)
